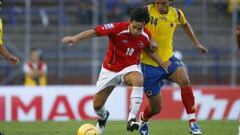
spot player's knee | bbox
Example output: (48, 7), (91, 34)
(128, 78), (143, 86)
(134, 78), (143, 86)
(178, 77), (191, 87)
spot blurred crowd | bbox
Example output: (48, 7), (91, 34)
(77, 0), (146, 24)
(76, 0), (240, 25)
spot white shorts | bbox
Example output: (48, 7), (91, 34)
(96, 64), (142, 92)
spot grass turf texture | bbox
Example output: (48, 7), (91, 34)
(0, 120), (238, 135)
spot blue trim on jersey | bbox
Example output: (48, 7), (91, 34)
(141, 56), (184, 97)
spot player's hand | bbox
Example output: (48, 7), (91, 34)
(62, 36), (77, 47)
(196, 43), (208, 54)
(160, 61), (171, 73)
(8, 55), (19, 65)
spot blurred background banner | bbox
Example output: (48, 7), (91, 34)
(0, 86), (239, 122)
(0, 0), (239, 86)
(0, 86), (127, 121)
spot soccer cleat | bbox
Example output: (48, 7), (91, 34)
(189, 122), (202, 135)
(139, 121), (149, 135)
(127, 118), (140, 132)
(96, 111), (110, 134)
(139, 112), (149, 135)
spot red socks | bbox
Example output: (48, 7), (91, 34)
(181, 86), (196, 114)
(142, 86), (197, 122)
(142, 106), (152, 121)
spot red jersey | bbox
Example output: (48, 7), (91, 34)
(95, 22), (151, 72)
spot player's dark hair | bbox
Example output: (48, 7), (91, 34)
(130, 7), (150, 24)
(169, 0), (174, 6)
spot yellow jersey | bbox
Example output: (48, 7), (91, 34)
(141, 4), (187, 66)
(228, 0), (240, 13)
(23, 61), (48, 86)
(0, 18), (3, 45)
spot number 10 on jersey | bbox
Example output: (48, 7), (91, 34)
(126, 48), (135, 56)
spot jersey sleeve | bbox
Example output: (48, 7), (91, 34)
(0, 18), (3, 45)
(176, 9), (187, 25)
(94, 23), (118, 37)
(144, 28), (151, 48)
(23, 63), (31, 74)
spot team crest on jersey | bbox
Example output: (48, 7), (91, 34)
(137, 41), (144, 48)
(104, 23), (114, 30)
(122, 39), (128, 44)
(159, 16), (167, 21)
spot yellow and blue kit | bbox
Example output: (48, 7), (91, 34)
(141, 4), (187, 96)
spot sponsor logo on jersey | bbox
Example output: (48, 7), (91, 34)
(122, 39), (128, 44)
(104, 23), (114, 30)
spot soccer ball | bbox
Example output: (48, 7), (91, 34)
(77, 123), (99, 135)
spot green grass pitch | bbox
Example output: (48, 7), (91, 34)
(0, 120), (239, 135)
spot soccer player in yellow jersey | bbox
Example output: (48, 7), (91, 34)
(139, 0), (208, 135)
(0, 0), (19, 64)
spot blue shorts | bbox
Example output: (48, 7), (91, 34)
(141, 56), (184, 97)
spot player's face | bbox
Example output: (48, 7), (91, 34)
(129, 20), (145, 36)
(31, 51), (40, 62)
(155, 0), (170, 14)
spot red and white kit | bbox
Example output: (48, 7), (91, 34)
(94, 22), (151, 91)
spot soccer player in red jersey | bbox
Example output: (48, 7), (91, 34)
(62, 7), (161, 134)
(0, 0), (19, 65)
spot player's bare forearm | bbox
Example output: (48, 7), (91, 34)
(144, 50), (161, 65)
(148, 39), (158, 53)
(0, 45), (19, 64)
(74, 29), (97, 42)
(182, 22), (208, 54)
(182, 22), (200, 45)
(0, 45), (10, 59)
(144, 50), (170, 72)
(62, 29), (97, 47)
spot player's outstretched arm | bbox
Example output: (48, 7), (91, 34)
(62, 29), (97, 47)
(182, 22), (208, 54)
(0, 45), (19, 65)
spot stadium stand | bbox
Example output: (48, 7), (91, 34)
(0, 0), (238, 85)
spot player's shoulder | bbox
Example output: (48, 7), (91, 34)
(111, 21), (129, 33)
(172, 7), (185, 15)
(147, 4), (154, 9)
(141, 28), (151, 41)
(145, 4), (155, 12)
(113, 21), (129, 28)
(171, 7), (185, 19)
(143, 28), (151, 36)
(99, 21), (128, 32)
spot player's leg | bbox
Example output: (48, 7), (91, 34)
(123, 71), (143, 132)
(94, 86), (115, 134)
(141, 92), (162, 121)
(139, 92), (162, 135)
(93, 66), (118, 134)
(168, 66), (202, 135)
(138, 63), (165, 135)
